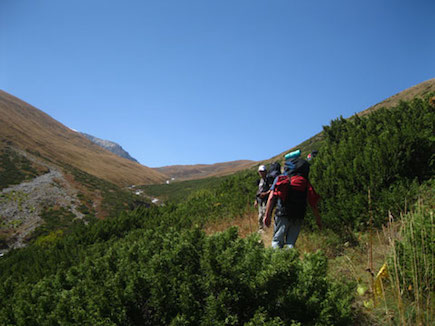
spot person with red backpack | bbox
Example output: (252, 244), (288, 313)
(263, 150), (322, 249)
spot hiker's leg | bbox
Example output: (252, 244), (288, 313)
(272, 216), (289, 249)
(258, 202), (266, 230)
(283, 218), (303, 249)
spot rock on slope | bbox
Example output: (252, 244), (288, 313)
(80, 132), (139, 163)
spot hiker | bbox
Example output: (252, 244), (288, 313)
(254, 165), (271, 231)
(264, 150), (322, 249)
(307, 150), (318, 162)
(255, 163), (282, 231)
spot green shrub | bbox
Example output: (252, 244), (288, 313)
(0, 227), (355, 325)
(311, 96), (434, 230)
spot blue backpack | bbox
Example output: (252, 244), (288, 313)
(266, 162), (281, 186)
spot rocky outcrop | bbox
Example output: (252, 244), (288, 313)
(80, 132), (139, 163)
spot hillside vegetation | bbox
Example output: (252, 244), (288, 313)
(311, 96), (434, 230)
(140, 175), (235, 202)
(0, 91), (434, 324)
(0, 170), (355, 325)
(0, 145), (49, 191)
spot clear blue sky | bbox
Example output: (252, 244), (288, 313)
(1, 0), (434, 167)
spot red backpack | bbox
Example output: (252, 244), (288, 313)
(273, 174), (320, 219)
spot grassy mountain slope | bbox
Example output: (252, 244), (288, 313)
(154, 160), (255, 181)
(0, 90), (167, 186)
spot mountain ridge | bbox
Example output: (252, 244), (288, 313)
(80, 132), (139, 163)
(0, 90), (166, 186)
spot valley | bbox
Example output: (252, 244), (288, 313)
(0, 79), (434, 325)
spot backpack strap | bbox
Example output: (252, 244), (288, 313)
(273, 175), (290, 201)
(307, 182), (321, 208)
(289, 175), (308, 191)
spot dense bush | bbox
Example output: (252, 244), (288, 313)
(0, 170), (257, 290)
(310, 96), (434, 229)
(0, 227), (354, 325)
(0, 165), (356, 324)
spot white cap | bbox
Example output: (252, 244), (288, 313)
(258, 165), (267, 172)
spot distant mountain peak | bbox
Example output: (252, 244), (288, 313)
(80, 132), (139, 163)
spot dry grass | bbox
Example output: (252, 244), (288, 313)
(203, 210), (275, 246)
(204, 210), (259, 238)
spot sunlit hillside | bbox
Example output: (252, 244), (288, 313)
(0, 90), (167, 186)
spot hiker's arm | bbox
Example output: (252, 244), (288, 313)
(259, 190), (270, 200)
(312, 205), (322, 230)
(264, 191), (276, 228)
